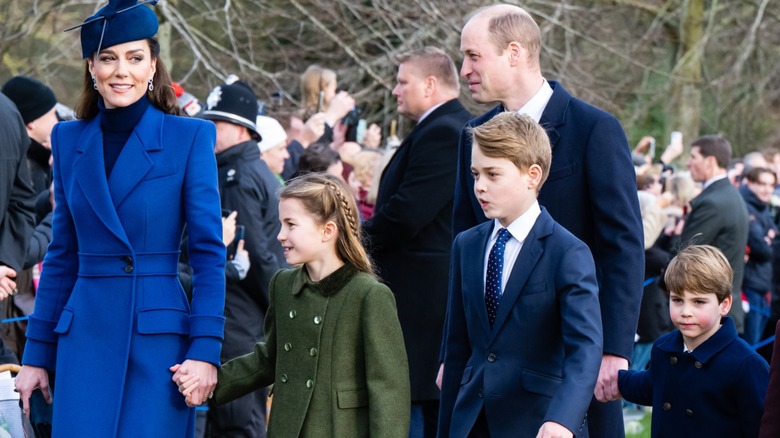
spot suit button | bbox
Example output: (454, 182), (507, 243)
(670, 355), (678, 365)
(663, 402), (671, 411)
(284, 342), (292, 351)
(695, 361), (703, 368)
(289, 310), (297, 319)
(310, 348), (318, 357)
(487, 353), (496, 363)
(686, 409), (693, 417)
(280, 374), (288, 383)
(306, 379), (314, 388)
(314, 316), (322, 324)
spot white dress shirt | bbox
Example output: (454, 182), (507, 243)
(483, 201), (542, 296)
(514, 79), (554, 123)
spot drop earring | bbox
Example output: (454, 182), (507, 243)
(92, 76), (97, 90)
(148, 78), (154, 92)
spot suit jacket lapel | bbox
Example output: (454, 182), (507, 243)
(108, 106), (162, 209)
(465, 223), (493, 339)
(489, 210), (553, 341)
(538, 81), (571, 150)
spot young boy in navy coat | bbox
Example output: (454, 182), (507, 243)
(438, 112), (603, 438)
(616, 245), (769, 437)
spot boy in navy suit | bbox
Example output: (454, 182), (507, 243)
(438, 112), (603, 438)
(615, 245), (769, 437)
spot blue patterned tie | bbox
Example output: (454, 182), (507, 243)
(485, 228), (511, 327)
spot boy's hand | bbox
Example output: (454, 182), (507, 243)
(594, 354), (627, 402)
(536, 421), (573, 438)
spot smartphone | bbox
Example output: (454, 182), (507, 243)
(234, 225), (245, 243)
(317, 91), (325, 113)
(649, 138), (656, 159)
(671, 131), (683, 147)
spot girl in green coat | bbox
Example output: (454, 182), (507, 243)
(176, 173), (410, 437)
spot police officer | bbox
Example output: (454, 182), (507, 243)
(201, 79), (286, 437)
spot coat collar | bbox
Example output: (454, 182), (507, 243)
(657, 316), (739, 365)
(72, 105), (165, 246)
(537, 81), (571, 149)
(290, 263), (359, 297)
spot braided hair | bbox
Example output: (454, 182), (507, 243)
(280, 173), (375, 276)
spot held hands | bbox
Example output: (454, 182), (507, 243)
(14, 365), (53, 417)
(594, 354), (628, 402)
(536, 421), (573, 438)
(170, 360), (217, 407)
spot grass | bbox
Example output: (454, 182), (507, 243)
(625, 409), (652, 438)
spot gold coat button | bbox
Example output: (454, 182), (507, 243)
(289, 310), (297, 319)
(284, 342), (292, 351)
(695, 361), (703, 368)
(314, 316), (322, 324)
(280, 374), (288, 383)
(663, 402), (671, 411)
(306, 379), (314, 388)
(310, 348), (318, 357)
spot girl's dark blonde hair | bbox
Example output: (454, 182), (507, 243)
(75, 38), (181, 119)
(281, 173), (374, 276)
(300, 64), (337, 120)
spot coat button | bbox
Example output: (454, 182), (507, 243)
(284, 342), (292, 351)
(289, 310), (297, 319)
(124, 264), (134, 273)
(670, 355), (678, 365)
(314, 316), (322, 324)
(310, 348), (318, 357)
(663, 402), (671, 411)
(686, 409), (693, 417)
(487, 353), (496, 363)
(695, 361), (703, 368)
(306, 379), (314, 388)
(280, 374), (288, 383)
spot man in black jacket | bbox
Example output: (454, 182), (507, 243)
(362, 46), (471, 437)
(202, 79), (285, 438)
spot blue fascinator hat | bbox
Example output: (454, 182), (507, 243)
(66, 0), (160, 59)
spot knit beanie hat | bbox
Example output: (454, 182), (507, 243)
(1, 76), (57, 124)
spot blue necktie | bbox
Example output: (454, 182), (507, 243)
(485, 228), (511, 327)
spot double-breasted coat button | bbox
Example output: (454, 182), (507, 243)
(280, 374), (288, 383)
(670, 355), (678, 365)
(662, 402), (671, 411)
(289, 310), (297, 319)
(284, 342), (292, 351)
(314, 316), (322, 324)
(310, 348), (318, 357)
(686, 409), (693, 417)
(124, 256), (133, 273)
(694, 361), (703, 368)
(487, 353), (496, 363)
(306, 380), (314, 388)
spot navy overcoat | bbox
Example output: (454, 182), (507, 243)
(22, 105), (226, 436)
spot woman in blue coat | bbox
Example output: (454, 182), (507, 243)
(14, 1), (226, 436)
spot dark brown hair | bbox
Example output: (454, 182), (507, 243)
(691, 135), (732, 170)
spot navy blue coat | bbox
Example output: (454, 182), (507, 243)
(740, 185), (776, 293)
(619, 317), (768, 437)
(439, 209), (602, 437)
(452, 81), (643, 361)
(23, 106), (226, 436)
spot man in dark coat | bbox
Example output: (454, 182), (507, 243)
(202, 79), (286, 438)
(362, 46), (470, 437)
(681, 135), (749, 333)
(451, 5), (644, 436)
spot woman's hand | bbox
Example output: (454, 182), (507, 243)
(14, 365), (52, 417)
(170, 360), (217, 406)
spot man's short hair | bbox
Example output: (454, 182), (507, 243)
(469, 112), (551, 192)
(396, 46), (459, 92)
(664, 245), (732, 303)
(692, 135), (732, 170)
(745, 166), (777, 185)
(471, 5), (541, 65)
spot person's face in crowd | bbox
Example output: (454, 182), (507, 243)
(669, 290), (731, 351)
(460, 16), (514, 104)
(88, 40), (156, 109)
(327, 160), (344, 180)
(747, 171), (776, 204)
(645, 176), (663, 197)
(277, 197), (332, 266)
(471, 143), (540, 227)
(393, 62), (429, 121)
(323, 80), (337, 106)
(213, 121), (248, 154)
(686, 146), (714, 183)
(261, 143), (290, 175)
(26, 106), (59, 149)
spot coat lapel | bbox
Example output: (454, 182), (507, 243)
(72, 118), (129, 245)
(107, 106), (162, 210)
(489, 210), (553, 341)
(465, 222), (493, 339)
(538, 81), (571, 150)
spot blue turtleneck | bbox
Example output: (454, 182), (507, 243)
(99, 94), (151, 177)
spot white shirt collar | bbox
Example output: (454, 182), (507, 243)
(418, 101), (446, 124)
(513, 80), (553, 123)
(702, 173), (727, 190)
(489, 201), (542, 245)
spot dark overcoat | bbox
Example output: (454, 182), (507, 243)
(23, 105), (226, 436)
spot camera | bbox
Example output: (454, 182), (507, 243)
(342, 106), (362, 142)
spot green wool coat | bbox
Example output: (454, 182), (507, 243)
(214, 264), (411, 437)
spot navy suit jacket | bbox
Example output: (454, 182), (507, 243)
(439, 209), (602, 437)
(452, 81), (643, 359)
